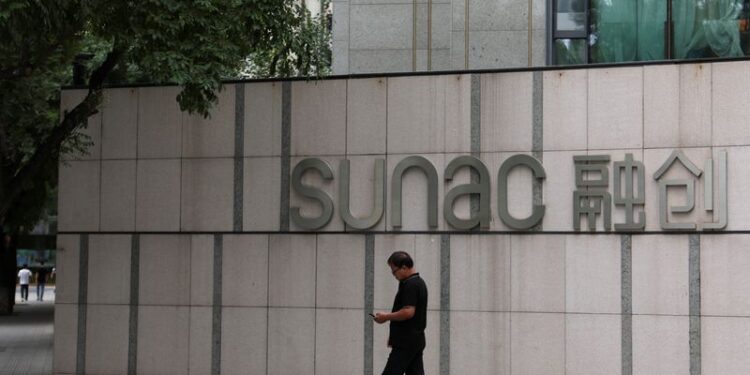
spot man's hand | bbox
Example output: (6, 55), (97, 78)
(374, 312), (389, 324)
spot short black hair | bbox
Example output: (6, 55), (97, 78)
(387, 251), (414, 268)
(22, 264), (28, 268)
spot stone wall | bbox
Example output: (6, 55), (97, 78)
(55, 60), (750, 374)
(331, 0), (547, 74)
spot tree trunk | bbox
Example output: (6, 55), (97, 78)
(0, 230), (16, 315)
(0, 46), (124, 316)
(0, 44), (124, 223)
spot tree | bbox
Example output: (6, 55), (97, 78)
(244, 0), (332, 78)
(0, 0), (331, 314)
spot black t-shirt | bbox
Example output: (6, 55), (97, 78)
(37, 268), (49, 283)
(389, 273), (428, 349)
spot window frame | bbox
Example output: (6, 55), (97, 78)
(548, 0), (591, 65)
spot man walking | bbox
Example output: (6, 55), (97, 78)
(17, 264), (31, 302)
(374, 251), (428, 375)
(36, 262), (50, 301)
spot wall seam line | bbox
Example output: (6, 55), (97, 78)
(470, 73), (481, 227)
(133, 89), (140, 231)
(234, 84), (245, 232)
(527, 0), (533, 66)
(532, 71), (544, 231)
(464, 0), (469, 69)
(75, 234), (89, 375)
(413, 0), (417, 71)
(439, 233), (450, 375)
(266, 235), (271, 375)
(127, 234), (140, 375)
(364, 234), (375, 375)
(621, 234), (633, 375)
(689, 234), (701, 375)
(280, 82), (292, 231)
(211, 234), (223, 375)
(313, 235), (319, 375)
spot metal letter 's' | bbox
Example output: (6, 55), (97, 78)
(444, 156), (491, 230)
(290, 158), (335, 229)
(391, 156), (439, 228)
(339, 159), (386, 230)
(498, 154), (546, 229)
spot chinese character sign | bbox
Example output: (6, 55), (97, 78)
(614, 153), (645, 231)
(573, 150), (727, 232)
(652, 150), (727, 231)
(573, 155), (612, 231)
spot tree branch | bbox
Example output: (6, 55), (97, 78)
(269, 42), (291, 77)
(0, 44), (126, 223)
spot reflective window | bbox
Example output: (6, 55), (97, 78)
(555, 39), (587, 64)
(551, 0), (750, 64)
(556, 0), (587, 31)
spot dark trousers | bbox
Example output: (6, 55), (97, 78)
(20, 284), (28, 300)
(382, 346), (424, 375)
(36, 283), (45, 300)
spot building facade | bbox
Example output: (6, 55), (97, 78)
(55, 58), (750, 374)
(332, 0), (750, 74)
(332, 0), (547, 73)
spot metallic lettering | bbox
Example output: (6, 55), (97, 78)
(444, 156), (491, 230)
(339, 159), (386, 230)
(498, 154), (546, 229)
(614, 153), (646, 231)
(573, 155), (611, 231)
(703, 151), (728, 230)
(290, 158), (335, 230)
(391, 156), (439, 228)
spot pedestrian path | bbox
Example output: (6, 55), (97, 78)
(0, 287), (55, 375)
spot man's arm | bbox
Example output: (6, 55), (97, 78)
(374, 306), (415, 324)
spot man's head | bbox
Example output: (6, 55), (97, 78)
(22, 264), (28, 269)
(387, 251), (415, 281)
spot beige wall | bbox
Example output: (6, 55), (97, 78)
(56, 60), (750, 374)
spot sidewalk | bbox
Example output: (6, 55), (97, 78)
(0, 287), (55, 375)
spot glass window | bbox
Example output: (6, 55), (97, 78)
(674, 0), (749, 59)
(555, 39), (587, 64)
(551, 0), (750, 65)
(556, 0), (587, 32)
(589, 0), (665, 62)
